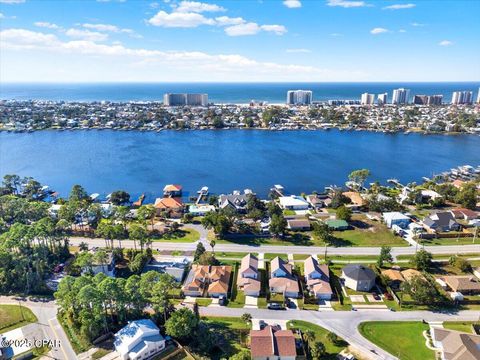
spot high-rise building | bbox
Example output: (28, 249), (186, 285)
(451, 91), (473, 105)
(377, 93), (388, 105)
(361, 93), (375, 105)
(413, 95), (428, 105)
(392, 88), (410, 105)
(163, 93), (208, 106)
(477, 88), (480, 104)
(286, 90), (313, 105)
(413, 95), (443, 106)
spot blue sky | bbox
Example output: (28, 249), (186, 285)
(0, 0), (479, 82)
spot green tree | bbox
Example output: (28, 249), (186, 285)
(151, 274), (177, 322)
(194, 242), (206, 262)
(165, 308), (199, 339)
(110, 190), (130, 206)
(129, 223), (148, 251)
(241, 313), (252, 324)
(96, 221), (124, 249)
(270, 213), (287, 237)
(310, 341), (326, 360)
(229, 349), (251, 360)
(455, 183), (477, 210)
(377, 246), (393, 268)
(348, 169), (370, 190)
(401, 276), (438, 305)
(411, 249), (432, 271)
(69, 184), (89, 202)
(336, 205), (352, 221)
(137, 205), (156, 227)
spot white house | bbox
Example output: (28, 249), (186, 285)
(382, 212), (411, 229)
(341, 264), (376, 292)
(278, 195), (309, 210)
(114, 319), (166, 360)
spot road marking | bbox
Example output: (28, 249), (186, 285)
(48, 317), (72, 360)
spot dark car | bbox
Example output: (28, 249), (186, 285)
(372, 292), (381, 301)
(286, 299), (297, 309)
(267, 303), (285, 310)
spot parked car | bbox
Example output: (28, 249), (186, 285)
(372, 292), (381, 301)
(286, 299), (297, 309)
(218, 295), (226, 305)
(267, 303), (285, 310)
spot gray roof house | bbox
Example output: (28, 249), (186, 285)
(342, 264), (376, 292)
(423, 212), (461, 232)
(218, 194), (249, 213)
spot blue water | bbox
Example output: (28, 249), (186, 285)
(1, 130), (479, 200)
(1, 82), (479, 103)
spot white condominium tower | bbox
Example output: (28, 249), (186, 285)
(477, 88), (480, 104)
(286, 90), (313, 105)
(451, 91), (473, 105)
(392, 88), (410, 104)
(361, 93), (375, 105)
(163, 93), (208, 106)
(377, 93), (388, 105)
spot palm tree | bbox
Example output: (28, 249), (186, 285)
(303, 329), (315, 350)
(209, 239), (216, 255)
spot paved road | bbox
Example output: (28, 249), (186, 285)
(199, 306), (480, 360)
(69, 234), (480, 256)
(0, 297), (77, 360)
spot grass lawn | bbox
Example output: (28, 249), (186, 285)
(263, 253), (289, 260)
(91, 348), (112, 359)
(358, 321), (435, 360)
(422, 237), (477, 246)
(216, 252), (254, 259)
(443, 321), (476, 334)
(200, 317), (250, 359)
(196, 298), (213, 307)
(227, 291), (246, 308)
(154, 228), (200, 242)
(0, 305), (37, 333)
(287, 320), (348, 359)
(330, 227), (407, 247)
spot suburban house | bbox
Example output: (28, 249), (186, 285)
(441, 276), (480, 295)
(449, 208), (479, 221)
(163, 184), (182, 197)
(381, 269), (405, 289)
(154, 197), (184, 217)
(306, 194), (329, 210)
(187, 204), (215, 216)
(82, 252), (116, 277)
(278, 195), (309, 211)
(250, 325), (297, 360)
(342, 191), (365, 209)
(430, 328), (480, 360)
(286, 218), (311, 231)
(218, 194), (249, 213)
(401, 268), (426, 282)
(114, 319), (166, 360)
(269, 257), (299, 298)
(420, 189), (443, 202)
(383, 212), (411, 229)
(325, 219), (349, 231)
(341, 264), (376, 292)
(182, 264), (232, 298)
(304, 256), (333, 300)
(142, 256), (188, 282)
(237, 253), (261, 297)
(423, 212), (461, 232)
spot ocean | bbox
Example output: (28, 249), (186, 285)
(1, 82), (479, 103)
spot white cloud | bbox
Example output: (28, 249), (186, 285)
(411, 22), (425, 27)
(283, 0), (302, 8)
(383, 3), (416, 10)
(399, 29), (406, 33)
(326, 0), (369, 8)
(224, 22), (260, 36)
(439, 40), (453, 46)
(34, 22), (61, 30)
(82, 23), (134, 34)
(65, 28), (109, 42)
(370, 27), (388, 34)
(175, 1), (225, 13)
(214, 16), (245, 26)
(0, 12), (4, 18)
(260, 24), (287, 35)
(148, 10), (215, 27)
(286, 48), (311, 53)
(0, 0), (25, 3)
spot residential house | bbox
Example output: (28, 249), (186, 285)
(114, 319), (166, 360)
(278, 195), (309, 211)
(442, 276), (480, 295)
(381, 269), (405, 289)
(187, 204), (215, 216)
(163, 184), (182, 197)
(401, 268), (426, 282)
(237, 253), (261, 297)
(341, 264), (376, 292)
(269, 257), (299, 298)
(304, 256), (333, 300)
(423, 212), (461, 233)
(449, 208), (479, 221)
(420, 189), (443, 202)
(431, 328), (480, 360)
(142, 256), (188, 282)
(382, 212), (411, 229)
(325, 219), (349, 231)
(182, 264), (232, 298)
(218, 194), (249, 213)
(250, 325), (297, 360)
(286, 218), (311, 231)
(82, 252), (116, 277)
(154, 197), (184, 217)
(306, 194), (328, 211)
(342, 191), (365, 209)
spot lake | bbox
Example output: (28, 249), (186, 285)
(1, 129), (479, 201)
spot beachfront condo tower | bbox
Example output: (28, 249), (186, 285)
(163, 93), (208, 106)
(392, 88), (410, 105)
(287, 90), (313, 105)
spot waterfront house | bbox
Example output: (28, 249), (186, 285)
(154, 197), (184, 217)
(269, 257), (299, 298)
(341, 264), (376, 292)
(382, 212), (411, 229)
(286, 218), (311, 231)
(218, 194), (249, 213)
(423, 212), (461, 232)
(342, 191), (365, 209)
(163, 184), (182, 197)
(114, 319), (166, 360)
(182, 264), (231, 298)
(430, 328), (480, 360)
(187, 204), (215, 216)
(304, 256), (333, 300)
(306, 194), (328, 210)
(250, 325), (297, 360)
(237, 253), (261, 297)
(278, 195), (309, 211)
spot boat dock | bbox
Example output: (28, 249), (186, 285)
(196, 186), (209, 205)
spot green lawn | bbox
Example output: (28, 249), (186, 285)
(196, 298), (212, 307)
(443, 321), (476, 334)
(330, 228), (407, 247)
(227, 291), (246, 308)
(422, 237), (477, 246)
(287, 320), (348, 359)
(358, 321), (435, 360)
(263, 253), (289, 260)
(0, 305), (37, 333)
(200, 317), (250, 359)
(154, 228), (200, 242)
